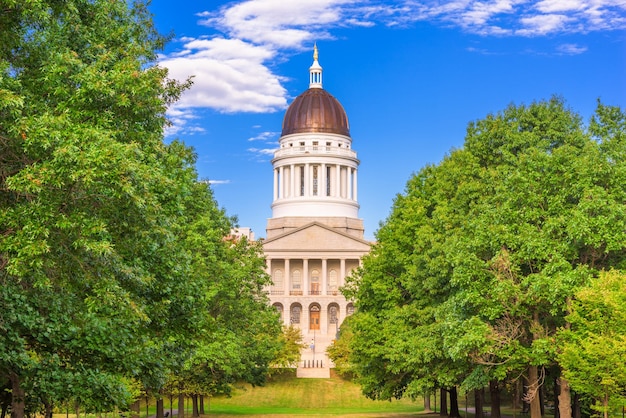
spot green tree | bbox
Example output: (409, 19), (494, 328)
(346, 98), (626, 418)
(558, 270), (626, 418)
(0, 0), (227, 413)
(272, 325), (307, 372)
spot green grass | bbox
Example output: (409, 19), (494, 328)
(204, 371), (424, 417)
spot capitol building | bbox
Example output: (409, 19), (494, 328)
(261, 46), (371, 377)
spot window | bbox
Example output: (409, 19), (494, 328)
(273, 303), (284, 321)
(292, 270), (301, 289)
(313, 141), (318, 150)
(290, 305), (302, 324)
(299, 141), (305, 151)
(273, 269), (283, 288)
(329, 305), (338, 324)
(347, 304), (355, 315)
(312, 166), (318, 196)
(300, 166), (304, 196)
(329, 269), (338, 294)
(310, 269), (320, 295)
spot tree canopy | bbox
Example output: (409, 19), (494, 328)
(344, 98), (626, 418)
(0, 0), (281, 414)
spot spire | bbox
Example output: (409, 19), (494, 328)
(309, 43), (323, 89)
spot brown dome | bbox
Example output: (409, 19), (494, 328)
(281, 88), (350, 137)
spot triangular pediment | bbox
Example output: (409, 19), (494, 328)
(263, 221), (371, 252)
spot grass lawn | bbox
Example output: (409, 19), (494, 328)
(204, 371), (424, 417)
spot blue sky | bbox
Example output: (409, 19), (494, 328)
(148, 0), (626, 240)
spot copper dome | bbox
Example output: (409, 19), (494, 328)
(281, 88), (350, 137)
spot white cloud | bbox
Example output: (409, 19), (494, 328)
(517, 13), (572, 35)
(556, 42), (589, 54)
(208, 180), (232, 185)
(248, 131), (279, 141)
(159, 0), (626, 134)
(248, 147), (278, 155)
(536, 0), (586, 13)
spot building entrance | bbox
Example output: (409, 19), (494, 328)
(310, 306), (320, 330)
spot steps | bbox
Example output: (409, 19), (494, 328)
(296, 331), (335, 378)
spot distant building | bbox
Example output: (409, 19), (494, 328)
(229, 227), (255, 241)
(262, 46), (371, 377)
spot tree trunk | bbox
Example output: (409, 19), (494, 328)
(191, 395), (199, 418)
(602, 392), (608, 418)
(424, 391), (432, 412)
(130, 400), (140, 418)
(558, 377), (572, 418)
(489, 380), (502, 418)
(178, 394), (185, 418)
(539, 385), (546, 416)
(9, 373), (24, 418)
(528, 366), (542, 418)
(156, 398), (164, 418)
(554, 376), (560, 418)
(513, 379), (521, 411)
(449, 387), (461, 418)
(44, 402), (53, 418)
(474, 387), (485, 418)
(439, 388), (448, 416)
(572, 393), (581, 418)
(199, 395), (205, 415)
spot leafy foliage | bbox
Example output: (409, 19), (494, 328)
(345, 98), (626, 417)
(558, 270), (626, 417)
(0, 0), (280, 413)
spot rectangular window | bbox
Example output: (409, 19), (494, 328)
(300, 166), (305, 196)
(312, 166), (318, 196)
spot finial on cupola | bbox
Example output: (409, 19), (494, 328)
(309, 43), (323, 89)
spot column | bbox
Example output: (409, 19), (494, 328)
(353, 168), (358, 201)
(335, 164), (341, 198)
(321, 163), (326, 197)
(347, 169), (352, 201)
(340, 259), (346, 288)
(273, 169), (278, 200)
(321, 258), (328, 295)
(290, 164), (295, 198)
(303, 259), (309, 296)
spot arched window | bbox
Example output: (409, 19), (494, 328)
(273, 269), (283, 293)
(328, 269), (338, 294)
(310, 269), (320, 295)
(329, 305), (339, 324)
(273, 303), (284, 321)
(290, 304), (302, 324)
(291, 269), (302, 295)
(347, 303), (355, 316)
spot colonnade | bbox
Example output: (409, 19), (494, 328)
(273, 163), (357, 201)
(266, 257), (361, 296)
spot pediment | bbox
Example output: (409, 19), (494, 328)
(263, 222), (371, 252)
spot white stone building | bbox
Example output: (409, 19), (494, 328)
(262, 46), (371, 377)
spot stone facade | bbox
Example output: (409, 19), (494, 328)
(262, 47), (371, 377)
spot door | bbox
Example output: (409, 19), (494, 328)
(309, 306), (320, 330)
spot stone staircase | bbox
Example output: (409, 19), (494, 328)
(296, 332), (335, 378)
